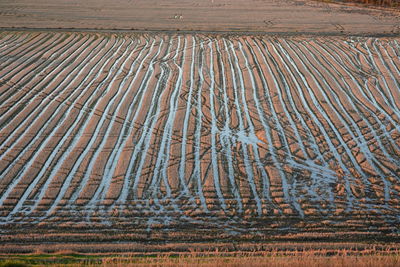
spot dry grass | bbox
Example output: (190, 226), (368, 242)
(2, 248), (400, 266)
(67, 253), (400, 267)
(354, 0), (399, 7)
(328, 0), (400, 7)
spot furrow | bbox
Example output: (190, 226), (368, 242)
(214, 39), (243, 213)
(265, 40), (357, 208)
(224, 39), (263, 216)
(0, 35), (99, 175)
(48, 37), (134, 211)
(251, 38), (337, 208)
(0, 34), (91, 153)
(0, 33), (80, 120)
(208, 39), (227, 211)
(0, 36), (114, 218)
(33, 36), (129, 216)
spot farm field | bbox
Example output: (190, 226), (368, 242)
(0, 31), (399, 250)
(0, 0), (399, 35)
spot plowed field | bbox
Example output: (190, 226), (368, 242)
(0, 32), (400, 250)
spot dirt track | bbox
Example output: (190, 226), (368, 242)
(0, 0), (399, 35)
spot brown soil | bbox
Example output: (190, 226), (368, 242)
(0, 0), (399, 35)
(0, 31), (400, 249)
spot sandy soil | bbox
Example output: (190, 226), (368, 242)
(0, 0), (399, 35)
(0, 32), (399, 242)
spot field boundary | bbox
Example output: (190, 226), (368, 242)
(0, 27), (399, 38)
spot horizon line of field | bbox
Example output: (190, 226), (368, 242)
(1, 27), (400, 38)
(0, 31), (399, 227)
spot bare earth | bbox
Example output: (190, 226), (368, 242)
(0, 31), (400, 252)
(0, 0), (399, 35)
(0, 0), (400, 255)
